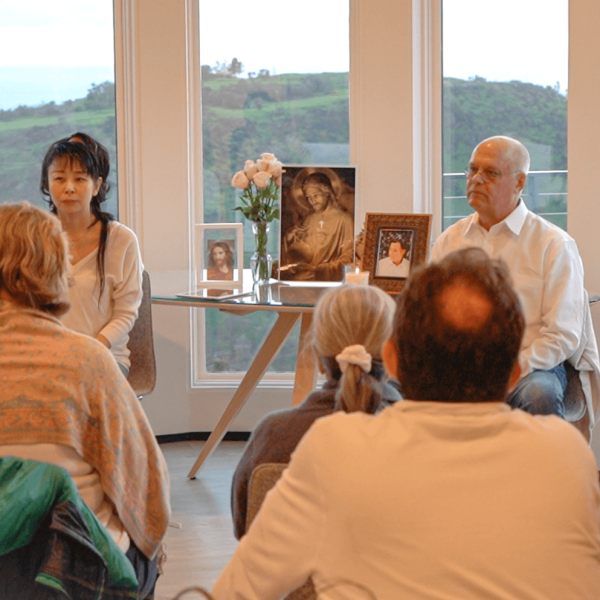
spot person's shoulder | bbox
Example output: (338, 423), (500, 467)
(430, 215), (473, 260)
(109, 221), (139, 243)
(59, 325), (122, 371)
(513, 410), (592, 457)
(524, 209), (575, 243)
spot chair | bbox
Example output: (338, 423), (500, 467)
(247, 463), (317, 600)
(127, 270), (157, 399)
(564, 361), (591, 443)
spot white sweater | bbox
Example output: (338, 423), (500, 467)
(62, 221), (143, 369)
(213, 400), (600, 600)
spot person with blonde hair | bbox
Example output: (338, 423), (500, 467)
(230, 283), (400, 539)
(0, 202), (170, 598)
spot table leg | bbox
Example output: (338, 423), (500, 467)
(187, 311), (300, 478)
(292, 313), (317, 406)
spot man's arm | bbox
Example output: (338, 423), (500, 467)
(519, 237), (585, 375)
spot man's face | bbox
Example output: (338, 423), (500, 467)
(389, 242), (406, 265)
(466, 141), (525, 230)
(304, 184), (329, 213)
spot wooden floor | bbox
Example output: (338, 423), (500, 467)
(155, 440), (245, 600)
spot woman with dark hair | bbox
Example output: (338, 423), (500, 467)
(207, 240), (234, 280)
(40, 135), (143, 376)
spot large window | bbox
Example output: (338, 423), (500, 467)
(442, 0), (568, 230)
(0, 1), (117, 215)
(198, 0), (350, 377)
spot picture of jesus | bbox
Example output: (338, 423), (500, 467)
(280, 167), (355, 282)
(207, 240), (234, 281)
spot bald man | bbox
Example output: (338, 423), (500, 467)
(431, 135), (593, 418)
(212, 248), (600, 600)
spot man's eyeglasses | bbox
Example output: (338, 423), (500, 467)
(464, 166), (519, 184)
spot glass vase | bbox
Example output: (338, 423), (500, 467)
(250, 221), (272, 284)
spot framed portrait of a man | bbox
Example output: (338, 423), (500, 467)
(195, 223), (244, 286)
(279, 166), (356, 282)
(362, 213), (432, 293)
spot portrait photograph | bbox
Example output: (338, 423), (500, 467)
(195, 223), (244, 286)
(279, 165), (356, 282)
(375, 229), (414, 279)
(362, 213), (432, 293)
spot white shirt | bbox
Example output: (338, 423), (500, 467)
(61, 221), (143, 369)
(212, 401), (600, 600)
(430, 200), (584, 377)
(376, 255), (410, 278)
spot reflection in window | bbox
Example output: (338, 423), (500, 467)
(0, 1), (117, 215)
(199, 0), (350, 374)
(442, 0), (568, 230)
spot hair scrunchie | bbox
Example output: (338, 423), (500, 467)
(335, 344), (372, 374)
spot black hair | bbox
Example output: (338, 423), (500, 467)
(40, 137), (115, 301)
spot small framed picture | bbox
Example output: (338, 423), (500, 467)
(195, 223), (244, 286)
(279, 165), (356, 282)
(362, 213), (432, 293)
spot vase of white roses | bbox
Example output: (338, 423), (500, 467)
(231, 152), (282, 284)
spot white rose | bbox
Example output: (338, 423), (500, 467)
(266, 160), (283, 178)
(261, 153), (276, 162)
(253, 171), (272, 189)
(256, 159), (270, 172)
(244, 160), (259, 179)
(231, 170), (250, 189)
(274, 173), (282, 187)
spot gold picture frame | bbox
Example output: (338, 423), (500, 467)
(362, 213), (432, 293)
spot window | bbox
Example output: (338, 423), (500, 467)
(198, 0), (350, 378)
(442, 0), (568, 230)
(0, 1), (117, 215)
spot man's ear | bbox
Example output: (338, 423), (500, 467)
(508, 361), (521, 391)
(383, 338), (399, 379)
(515, 172), (527, 193)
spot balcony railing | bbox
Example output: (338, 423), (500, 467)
(442, 170), (568, 231)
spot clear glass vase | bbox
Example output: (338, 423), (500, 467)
(250, 221), (272, 284)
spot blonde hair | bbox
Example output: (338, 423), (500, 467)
(0, 202), (70, 315)
(309, 284), (397, 413)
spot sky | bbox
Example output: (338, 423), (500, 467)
(0, 0), (568, 111)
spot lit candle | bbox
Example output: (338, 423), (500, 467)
(345, 266), (370, 285)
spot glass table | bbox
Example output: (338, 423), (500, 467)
(151, 270), (340, 477)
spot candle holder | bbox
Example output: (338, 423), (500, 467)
(344, 263), (370, 285)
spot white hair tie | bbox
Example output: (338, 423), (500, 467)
(335, 344), (372, 374)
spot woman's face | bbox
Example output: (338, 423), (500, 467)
(212, 246), (227, 268)
(47, 158), (101, 217)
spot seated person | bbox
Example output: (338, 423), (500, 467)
(0, 202), (170, 598)
(430, 135), (600, 418)
(231, 283), (400, 539)
(40, 135), (143, 376)
(212, 247), (600, 600)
